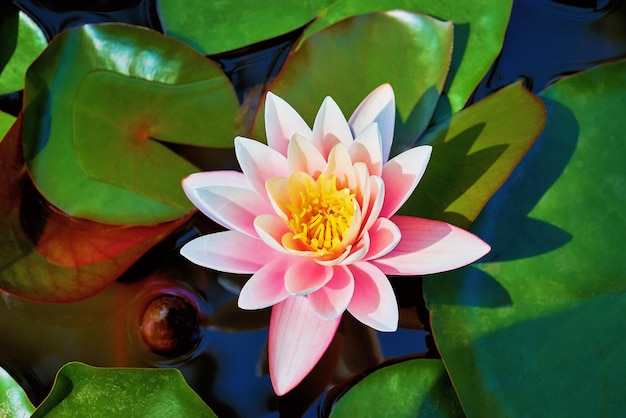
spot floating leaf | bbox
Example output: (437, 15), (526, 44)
(0, 366), (35, 418)
(0, 116), (189, 302)
(424, 60), (626, 417)
(31, 362), (216, 417)
(254, 11), (454, 152)
(22, 23), (239, 225)
(0, 110), (15, 139)
(329, 359), (464, 417)
(402, 82), (546, 228)
(0, 4), (47, 95)
(158, 0), (332, 54)
(301, 0), (513, 122)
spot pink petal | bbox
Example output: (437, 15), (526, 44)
(235, 136), (289, 202)
(361, 175), (385, 233)
(265, 91), (312, 156)
(372, 216), (491, 275)
(269, 296), (340, 395)
(348, 122), (383, 176)
(238, 257), (292, 309)
(349, 84), (395, 162)
(311, 97), (353, 157)
(380, 145), (432, 218)
(347, 262), (398, 332)
(194, 186), (273, 237)
(285, 258), (333, 295)
(180, 231), (277, 274)
(308, 265), (355, 320)
(183, 170), (251, 192)
(364, 218), (401, 260)
(287, 134), (327, 177)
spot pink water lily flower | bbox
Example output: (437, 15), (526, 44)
(180, 84), (490, 395)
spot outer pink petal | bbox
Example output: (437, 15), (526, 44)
(265, 91), (313, 156)
(285, 258), (333, 295)
(311, 96), (353, 156)
(347, 262), (398, 332)
(183, 170), (251, 192)
(287, 134), (327, 177)
(349, 84), (395, 162)
(180, 231), (277, 274)
(380, 145), (432, 218)
(371, 216), (491, 275)
(348, 122), (383, 176)
(308, 265), (355, 320)
(364, 217), (401, 260)
(235, 136), (289, 202)
(238, 257), (292, 309)
(193, 186), (273, 237)
(269, 296), (341, 395)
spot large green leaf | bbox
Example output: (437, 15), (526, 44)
(22, 23), (239, 225)
(0, 116), (189, 302)
(329, 359), (464, 418)
(424, 60), (626, 417)
(254, 11), (454, 151)
(402, 82), (546, 229)
(158, 0), (333, 54)
(0, 5), (47, 95)
(31, 362), (216, 417)
(0, 366), (35, 418)
(302, 0), (513, 122)
(0, 110), (15, 139)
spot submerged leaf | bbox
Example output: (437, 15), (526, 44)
(0, 366), (35, 418)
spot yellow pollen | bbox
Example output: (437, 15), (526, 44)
(284, 173), (355, 255)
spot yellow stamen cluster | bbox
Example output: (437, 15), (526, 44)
(285, 173), (355, 255)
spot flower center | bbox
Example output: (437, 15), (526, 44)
(284, 173), (355, 255)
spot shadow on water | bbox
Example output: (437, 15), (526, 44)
(475, 98), (578, 262)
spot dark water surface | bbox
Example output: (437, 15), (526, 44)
(1, 1), (626, 417)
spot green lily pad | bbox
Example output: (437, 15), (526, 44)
(0, 5), (47, 95)
(329, 359), (464, 418)
(0, 116), (189, 302)
(254, 11), (454, 151)
(158, 0), (333, 54)
(31, 362), (216, 417)
(0, 366), (35, 418)
(424, 60), (626, 417)
(22, 23), (239, 225)
(0, 110), (15, 139)
(301, 0), (513, 122)
(403, 82), (546, 229)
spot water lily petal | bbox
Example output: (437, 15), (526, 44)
(235, 136), (289, 202)
(372, 216), (491, 275)
(288, 134), (327, 177)
(269, 296), (341, 395)
(308, 265), (355, 320)
(265, 91), (312, 156)
(180, 231), (277, 274)
(238, 257), (292, 309)
(349, 84), (395, 162)
(380, 145), (432, 218)
(347, 262), (398, 332)
(194, 186), (272, 237)
(364, 217), (401, 260)
(362, 175), (385, 233)
(285, 258), (333, 296)
(254, 214), (291, 253)
(324, 143), (355, 189)
(183, 170), (252, 192)
(349, 122), (383, 176)
(311, 96), (353, 156)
